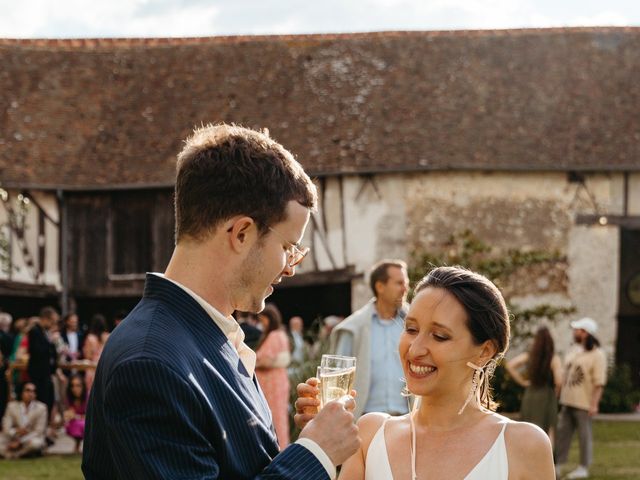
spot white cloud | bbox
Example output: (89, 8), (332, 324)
(0, 0), (638, 38)
(0, 0), (220, 37)
(567, 11), (630, 27)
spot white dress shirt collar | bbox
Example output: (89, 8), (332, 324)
(150, 273), (256, 376)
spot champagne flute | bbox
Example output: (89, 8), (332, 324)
(318, 355), (356, 408)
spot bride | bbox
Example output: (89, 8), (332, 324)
(296, 266), (554, 479)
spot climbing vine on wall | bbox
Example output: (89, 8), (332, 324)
(409, 229), (575, 345)
(409, 230), (577, 411)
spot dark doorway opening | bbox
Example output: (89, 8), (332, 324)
(0, 295), (61, 320)
(269, 282), (352, 330)
(617, 228), (640, 388)
(74, 296), (141, 332)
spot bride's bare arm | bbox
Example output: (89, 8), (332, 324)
(338, 413), (388, 480)
(505, 421), (555, 479)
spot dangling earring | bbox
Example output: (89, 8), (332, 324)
(400, 378), (411, 398)
(458, 361), (484, 415)
(484, 358), (498, 379)
(401, 378), (420, 412)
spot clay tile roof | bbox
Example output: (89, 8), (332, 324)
(1, 28), (639, 189)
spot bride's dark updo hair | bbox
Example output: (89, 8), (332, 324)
(414, 265), (510, 411)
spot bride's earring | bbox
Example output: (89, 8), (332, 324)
(484, 358), (498, 378)
(400, 378), (411, 398)
(458, 361), (483, 415)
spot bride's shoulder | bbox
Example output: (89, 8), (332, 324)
(504, 418), (550, 446)
(485, 412), (551, 450)
(356, 412), (393, 446)
(357, 412), (391, 432)
(503, 419), (554, 477)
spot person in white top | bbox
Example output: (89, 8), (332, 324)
(1, 382), (48, 459)
(296, 266), (554, 480)
(554, 317), (607, 480)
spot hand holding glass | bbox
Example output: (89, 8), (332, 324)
(317, 354), (356, 408)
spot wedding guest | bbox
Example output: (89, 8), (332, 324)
(330, 260), (410, 418)
(256, 303), (291, 449)
(554, 318), (607, 480)
(61, 313), (84, 365)
(64, 374), (88, 454)
(288, 316), (307, 366)
(27, 307), (58, 416)
(1, 382), (47, 459)
(0, 312), (13, 419)
(83, 314), (109, 391)
(505, 326), (562, 443)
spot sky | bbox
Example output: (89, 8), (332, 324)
(0, 0), (639, 38)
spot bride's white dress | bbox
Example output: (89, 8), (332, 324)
(364, 416), (509, 480)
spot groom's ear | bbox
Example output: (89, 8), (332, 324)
(226, 216), (257, 253)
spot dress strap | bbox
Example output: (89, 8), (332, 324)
(410, 412), (418, 480)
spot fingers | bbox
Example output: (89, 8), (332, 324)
(296, 381), (319, 399)
(295, 396), (320, 415)
(322, 397), (355, 423)
(294, 412), (315, 429)
(339, 395), (356, 413)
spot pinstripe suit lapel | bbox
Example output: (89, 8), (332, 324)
(145, 275), (278, 445)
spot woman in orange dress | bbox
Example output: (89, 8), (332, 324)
(255, 303), (291, 450)
(83, 314), (109, 391)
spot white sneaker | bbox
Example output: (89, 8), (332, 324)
(566, 465), (589, 479)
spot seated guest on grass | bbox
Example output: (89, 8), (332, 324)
(1, 382), (48, 459)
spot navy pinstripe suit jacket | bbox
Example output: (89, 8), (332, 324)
(82, 274), (328, 480)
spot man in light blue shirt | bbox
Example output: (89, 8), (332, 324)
(330, 260), (410, 418)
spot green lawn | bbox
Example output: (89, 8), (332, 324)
(1, 421), (638, 479)
(561, 421), (640, 480)
(0, 454), (83, 480)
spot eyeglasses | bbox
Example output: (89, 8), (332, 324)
(268, 227), (310, 268)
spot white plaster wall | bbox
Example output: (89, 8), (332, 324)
(0, 190), (60, 288)
(39, 194), (61, 288)
(342, 174), (408, 309)
(565, 225), (619, 361)
(405, 171), (625, 356)
(292, 170), (628, 357)
(301, 177), (347, 274)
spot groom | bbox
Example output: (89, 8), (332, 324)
(82, 124), (360, 479)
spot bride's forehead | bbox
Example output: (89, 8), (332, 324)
(408, 287), (467, 324)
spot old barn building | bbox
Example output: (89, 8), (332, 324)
(0, 28), (638, 380)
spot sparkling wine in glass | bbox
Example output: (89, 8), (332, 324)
(318, 355), (356, 407)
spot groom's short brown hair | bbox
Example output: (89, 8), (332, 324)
(175, 124), (317, 242)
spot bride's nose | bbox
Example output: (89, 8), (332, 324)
(408, 335), (429, 358)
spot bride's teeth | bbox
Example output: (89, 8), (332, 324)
(410, 364), (435, 375)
